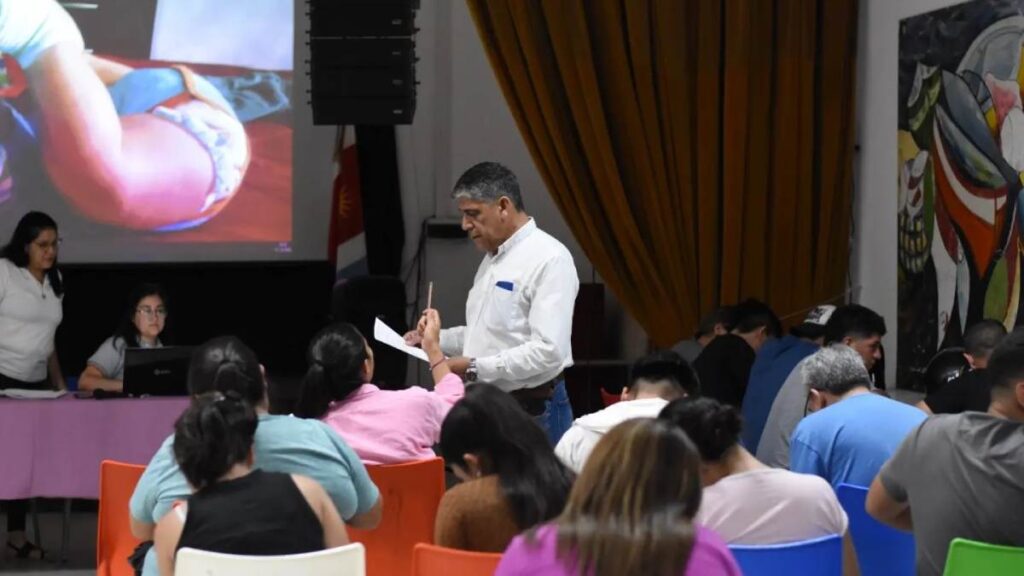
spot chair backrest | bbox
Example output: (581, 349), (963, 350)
(599, 387), (621, 407)
(942, 538), (1024, 576)
(96, 460), (147, 576)
(729, 534), (843, 576)
(174, 543), (365, 576)
(347, 458), (446, 576)
(836, 483), (916, 576)
(412, 543), (502, 576)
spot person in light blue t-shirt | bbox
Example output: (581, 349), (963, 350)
(129, 336), (381, 576)
(790, 344), (926, 488)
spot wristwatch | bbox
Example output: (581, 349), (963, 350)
(466, 358), (478, 382)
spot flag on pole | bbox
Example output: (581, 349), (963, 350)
(328, 126), (368, 279)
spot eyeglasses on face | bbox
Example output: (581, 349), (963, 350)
(137, 306), (168, 318)
(31, 238), (62, 251)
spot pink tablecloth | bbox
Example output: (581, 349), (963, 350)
(0, 396), (189, 499)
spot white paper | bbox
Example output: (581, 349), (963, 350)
(374, 317), (429, 362)
(0, 388), (67, 399)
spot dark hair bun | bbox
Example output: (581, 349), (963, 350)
(658, 397), (742, 462)
(172, 391), (258, 490)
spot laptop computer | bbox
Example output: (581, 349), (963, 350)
(123, 346), (194, 397)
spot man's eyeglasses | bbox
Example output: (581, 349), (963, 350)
(137, 307), (168, 319)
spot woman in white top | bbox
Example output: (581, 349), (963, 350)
(658, 397), (859, 576)
(0, 211), (65, 559)
(79, 283), (169, 393)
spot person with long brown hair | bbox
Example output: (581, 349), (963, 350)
(495, 418), (740, 576)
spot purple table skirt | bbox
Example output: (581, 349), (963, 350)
(0, 396), (189, 499)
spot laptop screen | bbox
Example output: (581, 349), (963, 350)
(123, 346), (194, 397)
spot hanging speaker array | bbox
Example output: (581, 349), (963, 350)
(308, 0), (418, 125)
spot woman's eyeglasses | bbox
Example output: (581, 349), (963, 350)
(32, 238), (63, 251)
(137, 307), (168, 319)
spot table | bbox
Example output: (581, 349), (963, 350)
(0, 396), (189, 500)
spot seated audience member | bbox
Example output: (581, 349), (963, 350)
(671, 307), (735, 363)
(555, 350), (696, 472)
(694, 299), (781, 407)
(660, 397), (857, 575)
(866, 327), (1024, 576)
(154, 392), (349, 576)
(79, 283), (169, 393)
(741, 304), (834, 450)
(292, 309), (463, 464)
(130, 336), (381, 576)
(435, 385), (574, 553)
(758, 304), (886, 467)
(496, 419), (741, 576)
(917, 319), (1006, 415)
(661, 397), (848, 543)
(790, 345), (926, 487)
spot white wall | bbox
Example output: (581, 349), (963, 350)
(397, 0), (648, 363)
(854, 0), (964, 385)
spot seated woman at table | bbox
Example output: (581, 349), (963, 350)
(129, 336), (381, 576)
(154, 391), (350, 576)
(79, 283), (169, 393)
(292, 308), (464, 465)
(0, 211), (65, 560)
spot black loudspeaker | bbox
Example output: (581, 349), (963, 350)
(331, 276), (409, 390)
(308, 0), (418, 125)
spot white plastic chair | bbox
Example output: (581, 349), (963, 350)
(174, 543), (365, 576)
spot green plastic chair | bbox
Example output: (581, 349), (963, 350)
(942, 538), (1024, 576)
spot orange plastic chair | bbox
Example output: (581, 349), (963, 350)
(97, 460), (147, 576)
(412, 543), (502, 575)
(348, 458), (446, 576)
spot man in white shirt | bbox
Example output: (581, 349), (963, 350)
(407, 162), (579, 443)
(555, 350), (695, 472)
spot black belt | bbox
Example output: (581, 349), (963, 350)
(509, 373), (563, 416)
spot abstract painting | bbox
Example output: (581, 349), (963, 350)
(898, 0), (1024, 388)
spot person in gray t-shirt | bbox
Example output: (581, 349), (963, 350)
(79, 283), (168, 392)
(867, 328), (1024, 576)
(756, 305), (886, 467)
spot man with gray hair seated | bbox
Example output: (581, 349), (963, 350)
(789, 345), (926, 488)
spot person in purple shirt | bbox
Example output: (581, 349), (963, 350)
(495, 418), (740, 576)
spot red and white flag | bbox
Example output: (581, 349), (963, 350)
(328, 127), (367, 279)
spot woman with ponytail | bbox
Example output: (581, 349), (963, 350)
(154, 392), (350, 576)
(129, 336), (381, 576)
(496, 418), (740, 576)
(294, 308), (464, 465)
(658, 398), (852, 557)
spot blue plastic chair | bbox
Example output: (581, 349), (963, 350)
(837, 483), (916, 576)
(729, 534), (842, 576)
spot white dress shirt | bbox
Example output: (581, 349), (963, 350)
(0, 258), (63, 382)
(440, 219), (579, 392)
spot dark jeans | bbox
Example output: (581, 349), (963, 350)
(3, 499), (27, 532)
(537, 380), (573, 445)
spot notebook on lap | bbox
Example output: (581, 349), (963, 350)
(123, 346), (193, 397)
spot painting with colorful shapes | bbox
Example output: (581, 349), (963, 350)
(899, 0), (1023, 388)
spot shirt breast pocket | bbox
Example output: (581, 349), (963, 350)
(485, 283), (521, 332)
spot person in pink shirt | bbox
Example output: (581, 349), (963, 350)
(293, 309), (464, 465)
(495, 418), (741, 576)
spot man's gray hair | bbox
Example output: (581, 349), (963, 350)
(802, 344), (871, 395)
(451, 161), (525, 211)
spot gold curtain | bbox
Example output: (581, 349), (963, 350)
(466, 0), (859, 346)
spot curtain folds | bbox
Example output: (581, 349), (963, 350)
(466, 0), (859, 346)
